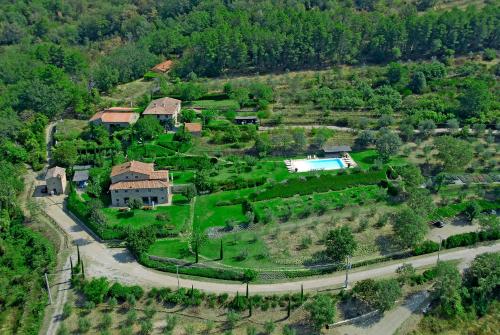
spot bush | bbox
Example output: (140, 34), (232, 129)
(108, 282), (144, 302)
(413, 240), (440, 255)
(83, 277), (110, 304)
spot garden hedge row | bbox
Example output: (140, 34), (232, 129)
(140, 255), (246, 281)
(413, 229), (500, 255)
(250, 169), (387, 201)
(67, 189), (126, 240)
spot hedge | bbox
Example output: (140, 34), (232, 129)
(67, 189), (126, 240)
(251, 169), (387, 201)
(140, 255), (246, 281)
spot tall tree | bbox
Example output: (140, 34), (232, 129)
(434, 136), (473, 172)
(325, 226), (357, 262)
(392, 207), (428, 248)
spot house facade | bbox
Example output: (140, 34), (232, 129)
(45, 166), (67, 195)
(89, 107), (139, 130)
(109, 161), (172, 207)
(142, 97), (181, 127)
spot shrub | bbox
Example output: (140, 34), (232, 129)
(108, 283), (144, 302)
(78, 317), (91, 333)
(413, 240), (440, 255)
(83, 277), (110, 304)
(128, 198), (143, 210)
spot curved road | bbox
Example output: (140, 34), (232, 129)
(39, 193), (499, 294)
(37, 122), (499, 295)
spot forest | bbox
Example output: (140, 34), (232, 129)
(0, 0), (498, 334)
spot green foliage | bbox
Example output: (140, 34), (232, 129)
(53, 141), (78, 167)
(252, 169), (386, 201)
(306, 294), (336, 330)
(434, 136), (473, 172)
(126, 226), (157, 257)
(353, 278), (402, 312)
(434, 262), (464, 318)
(325, 226), (357, 262)
(375, 131), (402, 161)
(83, 277), (110, 304)
(463, 252), (500, 315)
(392, 207), (428, 248)
(134, 116), (164, 140)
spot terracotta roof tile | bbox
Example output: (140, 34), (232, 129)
(150, 170), (169, 180)
(109, 180), (170, 190)
(152, 60), (173, 73)
(111, 161), (154, 177)
(143, 97), (181, 115)
(184, 123), (202, 132)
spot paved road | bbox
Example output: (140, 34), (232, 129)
(38, 192), (499, 293)
(334, 291), (430, 335)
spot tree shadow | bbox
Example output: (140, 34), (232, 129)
(375, 235), (401, 256)
(112, 250), (135, 263)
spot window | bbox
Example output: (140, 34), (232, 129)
(148, 189), (151, 192)
(114, 190), (118, 193)
(136, 190), (139, 192)
(126, 176), (129, 179)
(135, 175), (138, 179)
(124, 190), (128, 193)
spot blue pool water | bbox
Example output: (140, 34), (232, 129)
(302, 158), (346, 170)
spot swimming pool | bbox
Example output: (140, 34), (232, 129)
(288, 158), (347, 173)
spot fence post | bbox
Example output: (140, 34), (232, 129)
(44, 273), (53, 304)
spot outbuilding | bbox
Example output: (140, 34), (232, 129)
(234, 116), (259, 126)
(321, 145), (352, 157)
(45, 166), (67, 195)
(72, 170), (90, 188)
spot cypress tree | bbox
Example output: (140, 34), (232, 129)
(300, 284), (304, 304)
(219, 240), (223, 260)
(77, 245), (81, 265)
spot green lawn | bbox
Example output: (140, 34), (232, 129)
(350, 149), (407, 169)
(148, 239), (194, 261)
(148, 231), (275, 268)
(193, 189), (254, 231)
(54, 119), (87, 141)
(102, 204), (191, 231)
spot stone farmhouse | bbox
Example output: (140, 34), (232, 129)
(109, 161), (172, 207)
(89, 107), (139, 130)
(142, 97), (181, 127)
(45, 166), (67, 195)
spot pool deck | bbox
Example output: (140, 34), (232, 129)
(285, 154), (357, 173)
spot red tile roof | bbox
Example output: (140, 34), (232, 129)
(109, 180), (170, 190)
(89, 111), (139, 124)
(111, 161), (154, 177)
(151, 60), (173, 73)
(149, 170), (169, 180)
(184, 123), (202, 133)
(143, 97), (181, 115)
